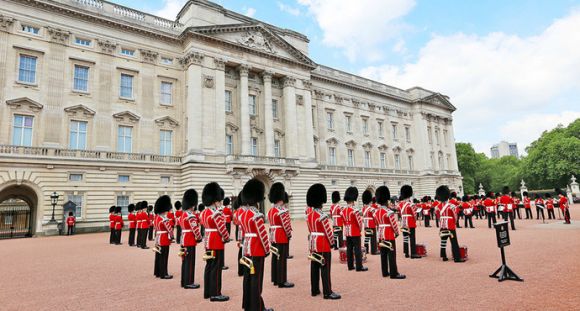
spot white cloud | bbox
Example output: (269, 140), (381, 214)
(298, 0), (416, 62)
(244, 7), (257, 18)
(278, 2), (301, 16)
(155, 0), (187, 20)
(360, 10), (580, 154)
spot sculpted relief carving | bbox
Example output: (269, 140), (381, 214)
(237, 31), (276, 54)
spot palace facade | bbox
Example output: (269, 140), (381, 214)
(0, 0), (462, 235)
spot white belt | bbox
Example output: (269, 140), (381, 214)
(332, 215), (341, 218)
(205, 229), (218, 232)
(441, 216), (453, 219)
(310, 232), (324, 236)
(245, 233), (257, 237)
(402, 215), (412, 218)
(182, 230), (192, 233)
(156, 231), (167, 234)
(270, 225), (282, 229)
(378, 224), (391, 228)
(363, 217), (373, 220)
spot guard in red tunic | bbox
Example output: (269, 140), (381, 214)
(114, 206), (124, 245)
(108, 206), (115, 244)
(362, 190), (378, 255)
(153, 195), (174, 279)
(422, 196), (432, 227)
(373, 186), (405, 279)
(180, 189), (202, 289)
(462, 195), (474, 228)
(399, 185), (420, 259)
(147, 204), (154, 241)
(233, 192), (247, 277)
(137, 202), (149, 249)
(499, 187), (515, 230)
(240, 179), (273, 311)
(545, 193), (556, 219)
(167, 205), (176, 240)
(223, 197), (233, 238)
(535, 194), (546, 220)
(267, 182), (294, 288)
(199, 182), (229, 302)
(523, 192), (533, 219)
(341, 187), (367, 271)
(306, 183), (341, 300)
(329, 191), (344, 250)
(557, 188), (571, 224)
(512, 192), (522, 220)
(66, 212), (76, 235)
(127, 203), (136, 246)
(484, 192), (497, 228)
(174, 201), (183, 244)
(437, 186), (464, 263)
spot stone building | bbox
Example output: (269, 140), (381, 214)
(0, 0), (462, 235)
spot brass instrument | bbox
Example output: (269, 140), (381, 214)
(202, 250), (215, 261)
(178, 246), (187, 258)
(271, 246), (280, 258)
(401, 227), (410, 234)
(308, 252), (326, 266)
(151, 245), (161, 254)
(378, 241), (393, 251)
(333, 226), (342, 233)
(439, 230), (454, 239)
(239, 256), (255, 274)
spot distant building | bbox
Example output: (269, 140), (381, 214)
(490, 141), (519, 158)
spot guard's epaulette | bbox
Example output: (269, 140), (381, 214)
(319, 213), (329, 221)
(278, 209), (288, 216)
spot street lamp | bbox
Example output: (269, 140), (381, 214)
(49, 191), (59, 223)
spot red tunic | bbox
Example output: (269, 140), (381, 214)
(148, 213), (154, 228)
(66, 216), (76, 226)
(167, 211), (175, 227)
(433, 201), (442, 218)
(199, 207), (229, 250)
(440, 202), (457, 230)
(114, 214), (124, 230)
(559, 197), (569, 211)
(306, 208), (333, 253)
(222, 206), (233, 224)
(374, 206), (399, 240)
(128, 212), (136, 229)
(546, 200), (554, 210)
(462, 202), (473, 216)
(109, 213), (115, 229)
(137, 211), (149, 229)
(362, 204), (377, 229)
(179, 210), (201, 247)
(233, 207), (245, 242)
(399, 200), (417, 229)
(267, 204), (292, 244)
(422, 202), (431, 216)
(535, 198), (544, 208)
(154, 215), (173, 246)
(483, 198), (496, 213)
(524, 197), (531, 209)
(499, 195), (513, 212)
(330, 204), (344, 227)
(174, 210), (183, 227)
(241, 207), (270, 257)
(341, 204), (363, 237)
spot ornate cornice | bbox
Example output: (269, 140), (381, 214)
(261, 70), (273, 82)
(303, 80), (312, 90)
(154, 116), (179, 128)
(214, 57), (226, 71)
(139, 49), (159, 64)
(179, 51), (204, 68)
(64, 104), (96, 118)
(113, 111), (140, 123)
(97, 39), (117, 54)
(238, 64), (250, 77)
(47, 27), (71, 45)
(6, 97), (43, 112)
(0, 14), (14, 33)
(282, 76), (296, 88)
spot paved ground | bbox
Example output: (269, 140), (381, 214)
(2, 206), (580, 311)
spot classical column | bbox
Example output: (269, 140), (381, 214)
(283, 77), (297, 158)
(214, 58), (227, 155)
(239, 65), (251, 155)
(96, 39), (117, 150)
(447, 120), (459, 171)
(262, 71), (275, 157)
(45, 27), (71, 145)
(303, 80), (315, 160)
(180, 51), (204, 155)
(0, 16), (14, 143)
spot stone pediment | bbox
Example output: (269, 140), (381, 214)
(154, 116), (179, 127)
(64, 105), (95, 117)
(113, 111), (140, 123)
(6, 97), (43, 112)
(189, 23), (315, 68)
(416, 93), (456, 112)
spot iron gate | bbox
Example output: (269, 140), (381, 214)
(0, 205), (32, 239)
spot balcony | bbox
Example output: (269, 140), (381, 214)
(319, 164), (419, 175)
(225, 155), (300, 167)
(0, 145), (182, 165)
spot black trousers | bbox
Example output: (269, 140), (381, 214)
(464, 215), (474, 228)
(204, 249), (224, 299)
(181, 246), (197, 287)
(488, 212), (497, 228)
(310, 252), (332, 296)
(537, 208), (545, 220)
(109, 228), (115, 244)
(148, 226), (154, 241)
(115, 229), (122, 244)
(424, 215), (431, 227)
(440, 230), (460, 260)
(515, 207), (522, 219)
(154, 245), (170, 277)
(176, 226), (182, 244)
(220, 247), (226, 268)
(403, 228), (417, 257)
(67, 226), (74, 235)
(365, 228), (378, 255)
(237, 246), (244, 276)
(128, 228), (136, 246)
(243, 256), (266, 311)
(346, 236), (363, 270)
(379, 240), (399, 277)
(525, 208), (533, 219)
(136, 228), (143, 247)
(333, 226), (343, 249)
(509, 211), (516, 230)
(435, 216), (440, 228)
(271, 243), (289, 285)
(564, 208), (571, 223)
(548, 209), (555, 219)
(226, 222), (231, 237)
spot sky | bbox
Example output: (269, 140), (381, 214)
(110, 0), (580, 156)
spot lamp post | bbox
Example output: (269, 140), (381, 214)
(49, 191), (59, 223)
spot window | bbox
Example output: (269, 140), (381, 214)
(161, 176), (171, 184)
(225, 90), (232, 112)
(438, 153), (444, 169)
(160, 82), (172, 105)
(345, 115), (352, 132)
(117, 126), (132, 153)
(159, 130), (172, 156)
(121, 48), (135, 56)
(249, 95), (257, 116)
(378, 121), (384, 137)
(363, 119), (369, 135)
(226, 135), (233, 155)
(18, 55), (37, 84)
(118, 175), (130, 183)
(331, 180), (337, 186)
(161, 57), (173, 65)
(364, 151), (371, 168)
(67, 194), (84, 219)
(430, 152), (435, 168)
(74, 38), (91, 47)
(274, 140), (281, 157)
(73, 65), (89, 92)
(392, 124), (398, 140)
(328, 147), (336, 165)
(408, 155), (414, 170)
(327, 112), (334, 129)
(22, 25), (39, 34)
(405, 127), (411, 142)
(347, 149), (354, 167)
(272, 99), (278, 118)
(251, 137), (258, 156)
(395, 154), (401, 169)
(120, 74), (134, 99)
(435, 129), (440, 145)
(427, 127), (433, 144)
(69, 120), (87, 150)
(443, 130), (448, 146)
(69, 174), (83, 182)
(380, 153), (386, 168)
(12, 115), (33, 146)
(116, 195), (130, 216)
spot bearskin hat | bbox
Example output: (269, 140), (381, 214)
(344, 187), (359, 202)
(174, 200), (182, 210)
(284, 192), (289, 204)
(242, 178), (265, 206)
(545, 193), (552, 198)
(375, 186), (391, 205)
(269, 182), (286, 203)
(362, 190), (373, 205)
(142, 201), (148, 210)
(502, 186), (510, 195)
(331, 191), (341, 204)
(69, 211), (73, 216)
(555, 188), (563, 196)
(202, 182), (224, 206)
(450, 191), (457, 199)
(400, 185), (413, 200)
(436, 185), (451, 202)
(462, 195), (469, 202)
(147, 205), (153, 212)
(154, 195), (172, 214)
(236, 191), (245, 207)
(115, 206), (122, 214)
(127, 203), (135, 213)
(198, 204), (205, 212)
(307, 183), (327, 208)
(523, 191), (529, 197)
(182, 189), (198, 210)
(109, 205), (115, 213)
(223, 197), (231, 206)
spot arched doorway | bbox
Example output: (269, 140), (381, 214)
(0, 183), (39, 239)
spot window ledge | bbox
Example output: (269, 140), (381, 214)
(119, 97), (135, 102)
(15, 81), (39, 88)
(72, 90), (91, 96)
(226, 111), (233, 115)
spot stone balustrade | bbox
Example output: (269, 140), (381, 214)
(319, 164), (420, 175)
(225, 155), (300, 166)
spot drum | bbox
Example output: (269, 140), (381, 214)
(459, 245), (468, 260)
(338, 246), (368, 264)
(415, 243), (427, 257)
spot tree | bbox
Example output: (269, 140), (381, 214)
(455, 143), (482, 194)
